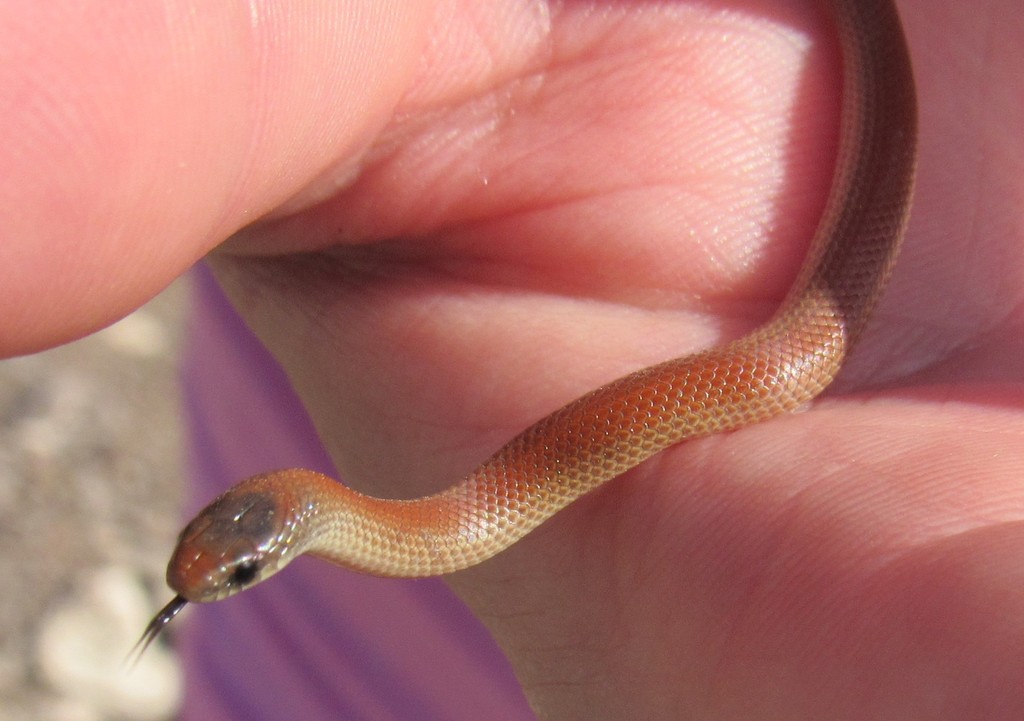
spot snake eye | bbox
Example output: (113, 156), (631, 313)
(230, 559), (260, 588)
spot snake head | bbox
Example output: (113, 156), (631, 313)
(133, 474), (311, 659)
(166, 475), (300, 603)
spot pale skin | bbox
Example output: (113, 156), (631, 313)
(4, 0), (1024, 719)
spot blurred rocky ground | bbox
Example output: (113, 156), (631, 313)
(0, 280), (189, 721)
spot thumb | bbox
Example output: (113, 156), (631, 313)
(0, 0), (432, 355)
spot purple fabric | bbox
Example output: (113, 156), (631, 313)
(178, 265), (534, 720)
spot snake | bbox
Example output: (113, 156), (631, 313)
(136, 0), (918, 656)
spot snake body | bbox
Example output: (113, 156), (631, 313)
(140, 0), (917, 647)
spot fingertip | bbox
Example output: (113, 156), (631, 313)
(0, 0), (434, 355)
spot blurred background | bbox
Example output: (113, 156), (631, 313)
(0, 279), (190, 721)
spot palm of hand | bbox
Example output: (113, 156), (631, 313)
(209, 4), (1023, 719)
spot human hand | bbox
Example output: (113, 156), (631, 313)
(5, 1), (1022, 719)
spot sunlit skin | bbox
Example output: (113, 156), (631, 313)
(5, 1), (1024, 719)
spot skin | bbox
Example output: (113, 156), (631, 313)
(3, 0), (1023, 719)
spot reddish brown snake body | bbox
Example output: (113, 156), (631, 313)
(138, 0), (917, 653)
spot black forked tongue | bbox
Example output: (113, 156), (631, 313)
(125, 595), (189, 669)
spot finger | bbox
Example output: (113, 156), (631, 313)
(0, 0), (433, 355)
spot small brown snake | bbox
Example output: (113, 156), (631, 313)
(138, 0), (918, 656)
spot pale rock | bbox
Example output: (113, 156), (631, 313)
(36, 566), (182, 721)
